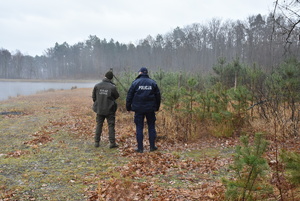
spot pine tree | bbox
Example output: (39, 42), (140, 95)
(223, 133), (272, 200)
(281, 150), (300, 185)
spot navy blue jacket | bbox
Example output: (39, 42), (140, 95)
(126, 74), (161, 113)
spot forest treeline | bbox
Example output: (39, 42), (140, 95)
(0, 13), (299, 79)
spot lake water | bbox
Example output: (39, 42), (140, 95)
(0, 81), (97, 101)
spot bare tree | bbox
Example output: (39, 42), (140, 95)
(272, 0), (300, 46)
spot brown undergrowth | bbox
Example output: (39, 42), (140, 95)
(0, 88), (299, 200)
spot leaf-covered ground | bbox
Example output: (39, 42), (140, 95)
(0, 88), (298, 200)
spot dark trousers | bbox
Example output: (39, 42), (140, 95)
(134, 112), (157, 151)
(95, 114), (116, 144)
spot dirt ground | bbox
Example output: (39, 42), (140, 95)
(0, 88), (298, 200)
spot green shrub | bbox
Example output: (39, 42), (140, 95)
(281, 150), (300, 185)
(223, 133), (272, 200)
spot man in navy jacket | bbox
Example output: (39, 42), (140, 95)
(126, 67), (161, 153)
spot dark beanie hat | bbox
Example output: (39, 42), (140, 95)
(139, 67), (148, 74)
(105, 71), (113, 80)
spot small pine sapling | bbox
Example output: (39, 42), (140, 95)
(223, 133), (272, 200)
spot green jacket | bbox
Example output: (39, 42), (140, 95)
(92, 78), (119, 115)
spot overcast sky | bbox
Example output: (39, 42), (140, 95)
(0, 0), (273, 56)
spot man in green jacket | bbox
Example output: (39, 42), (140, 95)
(92, 70), (119, 148)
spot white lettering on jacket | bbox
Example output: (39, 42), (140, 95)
(99, 89), (108, 95)
(138, 86), (152, 90)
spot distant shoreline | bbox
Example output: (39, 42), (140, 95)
(0, 80), (96, 101)
(0, 79), (98, 83)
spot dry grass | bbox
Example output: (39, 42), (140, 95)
(0, 88), (299, 200)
